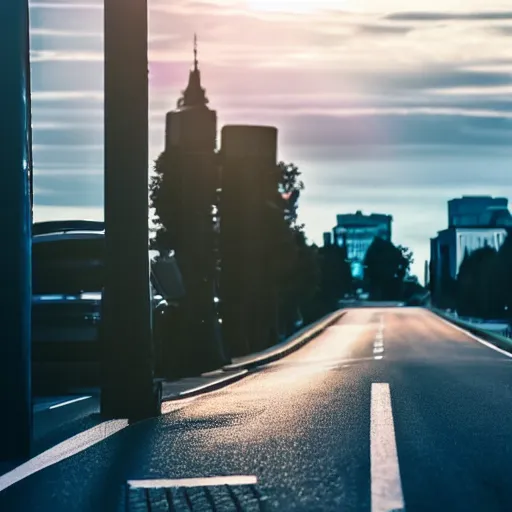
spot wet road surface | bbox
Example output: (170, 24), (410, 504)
(2, 308), (512, 511)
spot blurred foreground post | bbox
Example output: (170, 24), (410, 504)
(0, 0), (33, 460)
(102, 0), (159, 419)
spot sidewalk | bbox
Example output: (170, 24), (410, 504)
(1, 309), (345, 481)
(224, 309), (345, 371)
(0, 309), (347, 497)
(33, 394), (101, 456)
(432, 308), (512, 354)
(28, 368), (249, 463)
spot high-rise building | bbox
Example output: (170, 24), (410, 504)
(323, 232), (333, 247)
(165, 36), (216, 154)
(448, 196), (512, 228)
(332, 211), (392, 279)
(162, 36), (226, 370)
(430, 227), (508, 282)
(430, 196), (511, 304)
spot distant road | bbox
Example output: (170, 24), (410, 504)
(3, 308), (512, 511)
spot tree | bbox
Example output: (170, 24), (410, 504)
(278, 229), (322, 334)
(397, 245), (414, 274)
(402, 276), (426, 305)
(277, 162), (304, 229)
(456, 245), (500, 319)
(453, 232), (512, 320)
(149, 149), (225, 374)
(493, 232), (512, 319)
(149, 150), (183, 251)
(364, 238), (412, 300)
(270, 162), (321, 335)
(316, 243), (353, 313)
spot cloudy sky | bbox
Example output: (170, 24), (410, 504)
(29, 0), (512, 278)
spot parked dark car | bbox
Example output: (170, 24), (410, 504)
(32, 220), (185, 393)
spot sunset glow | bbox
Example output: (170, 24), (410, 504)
(245, 0), (350, 12)
(29, 0), (512, 278)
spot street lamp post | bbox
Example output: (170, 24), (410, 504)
(0, 0), (33, 460)
(101, 0), (159, 419)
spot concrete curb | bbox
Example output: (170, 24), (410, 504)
(223, 309), (346, 371)
(432, 308), (512, 354)
(163, 370), (249, 401)
(161, 310), (346, 402)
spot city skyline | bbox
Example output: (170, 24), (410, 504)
(29, 0), (512, 278)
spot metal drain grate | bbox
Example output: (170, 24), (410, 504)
(126, 475), (269, 511)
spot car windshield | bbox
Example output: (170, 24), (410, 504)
(32, 238), (104, 295)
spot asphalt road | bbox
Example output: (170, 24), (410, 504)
(2, 307), (512, 511)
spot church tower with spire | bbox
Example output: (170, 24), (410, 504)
(161, 36), (226, 371)
(165, 35), (217, 152)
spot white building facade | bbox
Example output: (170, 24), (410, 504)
(454, 228), (508, 276)
(430, 196), (512, 298)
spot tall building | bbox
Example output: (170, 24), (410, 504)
(430, 196), (511, 304)
(323, 232), (332, 247)
(165, 36), (216, 153)
(332, 211), (392, 279)
(448, 196), (511, 228)
(162, 36), (226, 370)
(430, 227), (508, 283)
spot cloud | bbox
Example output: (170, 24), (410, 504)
(33, 126), (103, 146)
(34, 173), (103, 207)
(30, 28), (101, 37)
(32, 144), (103, 170)
(31, 50), (102, 62)
(25, 0), (512, 281)
(32, 90), (102, 101)
(387, 11), (512, 21)
(29, 2), (102, 8)
(29, 3), (102, 32)
(362, 67), (512, 91)
(490, 25), (512, 35)
(425, 85), (512, 95)
(357, 23), (413, 35)
(31, 60), (102, 91)
(278, 113), (512, 148)
(299, 148), (512, 191)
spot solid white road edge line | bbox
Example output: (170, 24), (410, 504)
(49, 395), (92, 410)
(176, 369), (248, 397)
(371, 383), (405, 512)
(1, 380), (236, 492)
(435, 313), (512, 359)
(0, 419), (129, 493)
(128, 475), (258, 489)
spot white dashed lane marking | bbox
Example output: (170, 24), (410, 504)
(373, 315), (385, 360)
(371, 383), (405, 512)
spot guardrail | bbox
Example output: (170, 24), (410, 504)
(439, 310), (512, 339)
(431, 307), (512, 353)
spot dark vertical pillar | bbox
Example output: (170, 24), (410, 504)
(178, 150), (226, 371)
(220, 125), (278, 356)
(0, 0), (33, 460)
(102, 0), (158, 420)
